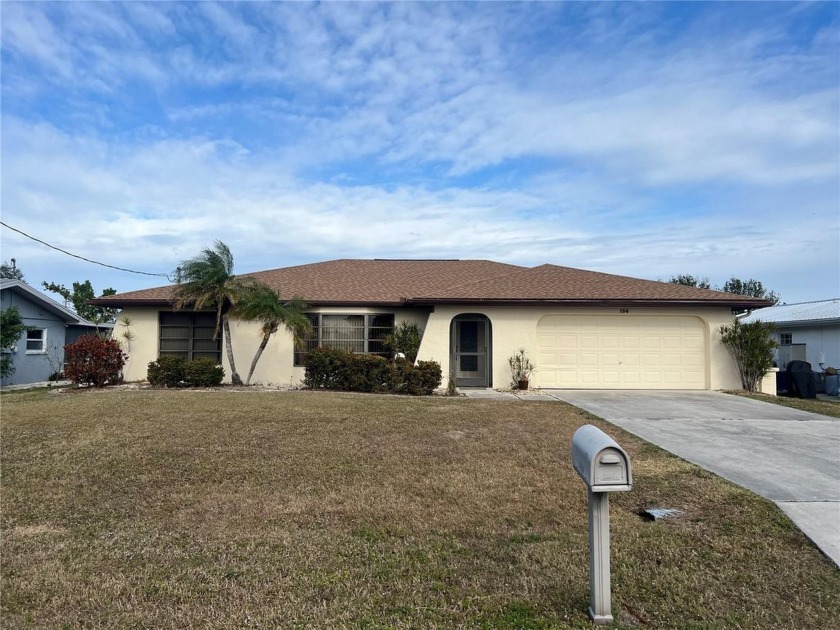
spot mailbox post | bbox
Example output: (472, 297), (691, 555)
(571, 425), (632, 625)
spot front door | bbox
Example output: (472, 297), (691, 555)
(452, 315), (491, 387)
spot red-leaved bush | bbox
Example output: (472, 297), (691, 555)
(64, 335), (127, 387)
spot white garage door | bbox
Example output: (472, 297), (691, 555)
(537, 315), (707, 389)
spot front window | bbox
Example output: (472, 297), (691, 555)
(294, 314), (394, 366)
(159, 312), (222, 362)
(25, 329), (46, 353)
(779, 333), (792, 345)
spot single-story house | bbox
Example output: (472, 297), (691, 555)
(742, 299), (840, 370)
(91, 259), (771, 391)
(1, 279), (111, 387)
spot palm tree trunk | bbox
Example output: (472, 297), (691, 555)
(223, 316), (243, 385)
(246, 333), (271, 386)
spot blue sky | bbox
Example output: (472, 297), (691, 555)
(1, 1), (838, 303)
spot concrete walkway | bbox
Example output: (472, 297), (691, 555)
(461, 388), (840, 568)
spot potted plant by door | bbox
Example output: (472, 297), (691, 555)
(508, 348), (535, 390)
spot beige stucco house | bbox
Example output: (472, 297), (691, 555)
(92, 259), (772, 390)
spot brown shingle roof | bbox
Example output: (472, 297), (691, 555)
(90, 259), (772, 309)
(413, 264), (770, 305)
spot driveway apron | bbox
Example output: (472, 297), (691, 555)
(545, 390), (840, 568)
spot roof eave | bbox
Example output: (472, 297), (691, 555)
(407, 297), (773, 309)
(88, 298), (173, 307)
(769, 318), (840, 327)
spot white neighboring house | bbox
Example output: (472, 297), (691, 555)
(742, 299), (840, 371)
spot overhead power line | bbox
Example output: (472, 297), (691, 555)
(1, 220), (173, 280)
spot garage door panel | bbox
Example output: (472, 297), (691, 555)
(683, 354), (705, 368)
(621, 353), (640, 367)
(643, 337), (661, 350)
(622, 336), (641, 349)
(536, 315), (707, 390)
(602, 353), (620, 366)
(580, 353), (599, 366)
(602, 336), (619, 349)
(642, 354), (661, 368)
(643, 373), (662, 385)
(683, 337), (703, 350)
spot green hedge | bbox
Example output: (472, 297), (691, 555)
(148, 356), (225, 388)
(304, 348), (441, 395)
(184, 358), (225, 387)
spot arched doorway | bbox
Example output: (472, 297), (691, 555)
(450, 314), (492, 387)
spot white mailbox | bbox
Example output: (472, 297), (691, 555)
(572, 424), (632, 492)
(570, 424), (633, 625)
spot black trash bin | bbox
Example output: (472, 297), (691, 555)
(787, 360), (817, 399)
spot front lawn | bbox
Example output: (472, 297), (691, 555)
(725, 390), (840, 419)
(2, 389), (838, 628)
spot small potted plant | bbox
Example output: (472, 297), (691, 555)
(508, 348), (535, 390)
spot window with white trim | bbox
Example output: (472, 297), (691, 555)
(294, 314), (395, 366)
(779, 333), (793, 345)
(25, 329), (46, 353)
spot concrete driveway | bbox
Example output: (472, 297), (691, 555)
(546, 390), (840, 568)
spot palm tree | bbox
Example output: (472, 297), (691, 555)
(172, 240), (245, 385)
(234, 281), (312, 386)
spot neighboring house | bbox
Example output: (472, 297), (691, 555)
(1, 280), (111, 386)
(742, 299), (840, 370)
(91, 259), (771, 390)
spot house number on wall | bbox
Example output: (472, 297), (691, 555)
(619, 308), (630, 314)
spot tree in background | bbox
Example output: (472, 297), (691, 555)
(1, 260), (25, 282)
(233, 281), (312, 386)
(41, 280), (118, 324)
(719, 319), (778, 392)
(1, 307), (27, 378)
(668, 274), (779, 304)
(172, 240), (245, 385)
(668, 274), (711, 289)
(721, 278), (780, 304)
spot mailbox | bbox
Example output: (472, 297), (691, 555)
(572, 424), (632, 492)
(570, 424), (633, 625)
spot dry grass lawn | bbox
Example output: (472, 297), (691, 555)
(725, 390), (840, 419)
(1, 388), (838, 629)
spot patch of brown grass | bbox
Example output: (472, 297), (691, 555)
(1, 389), (838, 628)
(725, 390), (840, 418)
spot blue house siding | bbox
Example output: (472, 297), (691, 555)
(1, 289), (67, 386)
(1, 281), (109, 387)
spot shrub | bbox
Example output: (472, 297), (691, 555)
(304, 347), (353, 390)
(1, 306), (26, 378)
(446, 369), (458, 396)
(304, 348), (441, 396)
(347, 354), (392, 392)
(147, 356), (187, 388)
(383, 322), (423, 363)
(184, 358), (225, 387)
(64, 335), (127, 387)
(508, 348), (535, 386)
(415, 360), (443, 394)
(719, 319), (778, 392)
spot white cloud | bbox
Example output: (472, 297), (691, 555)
(2, 116), (837, 303)
(1, 2), (837, 304)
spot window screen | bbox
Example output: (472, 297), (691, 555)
(159, 312), (221, 362)
(294, 314), (395, 366)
